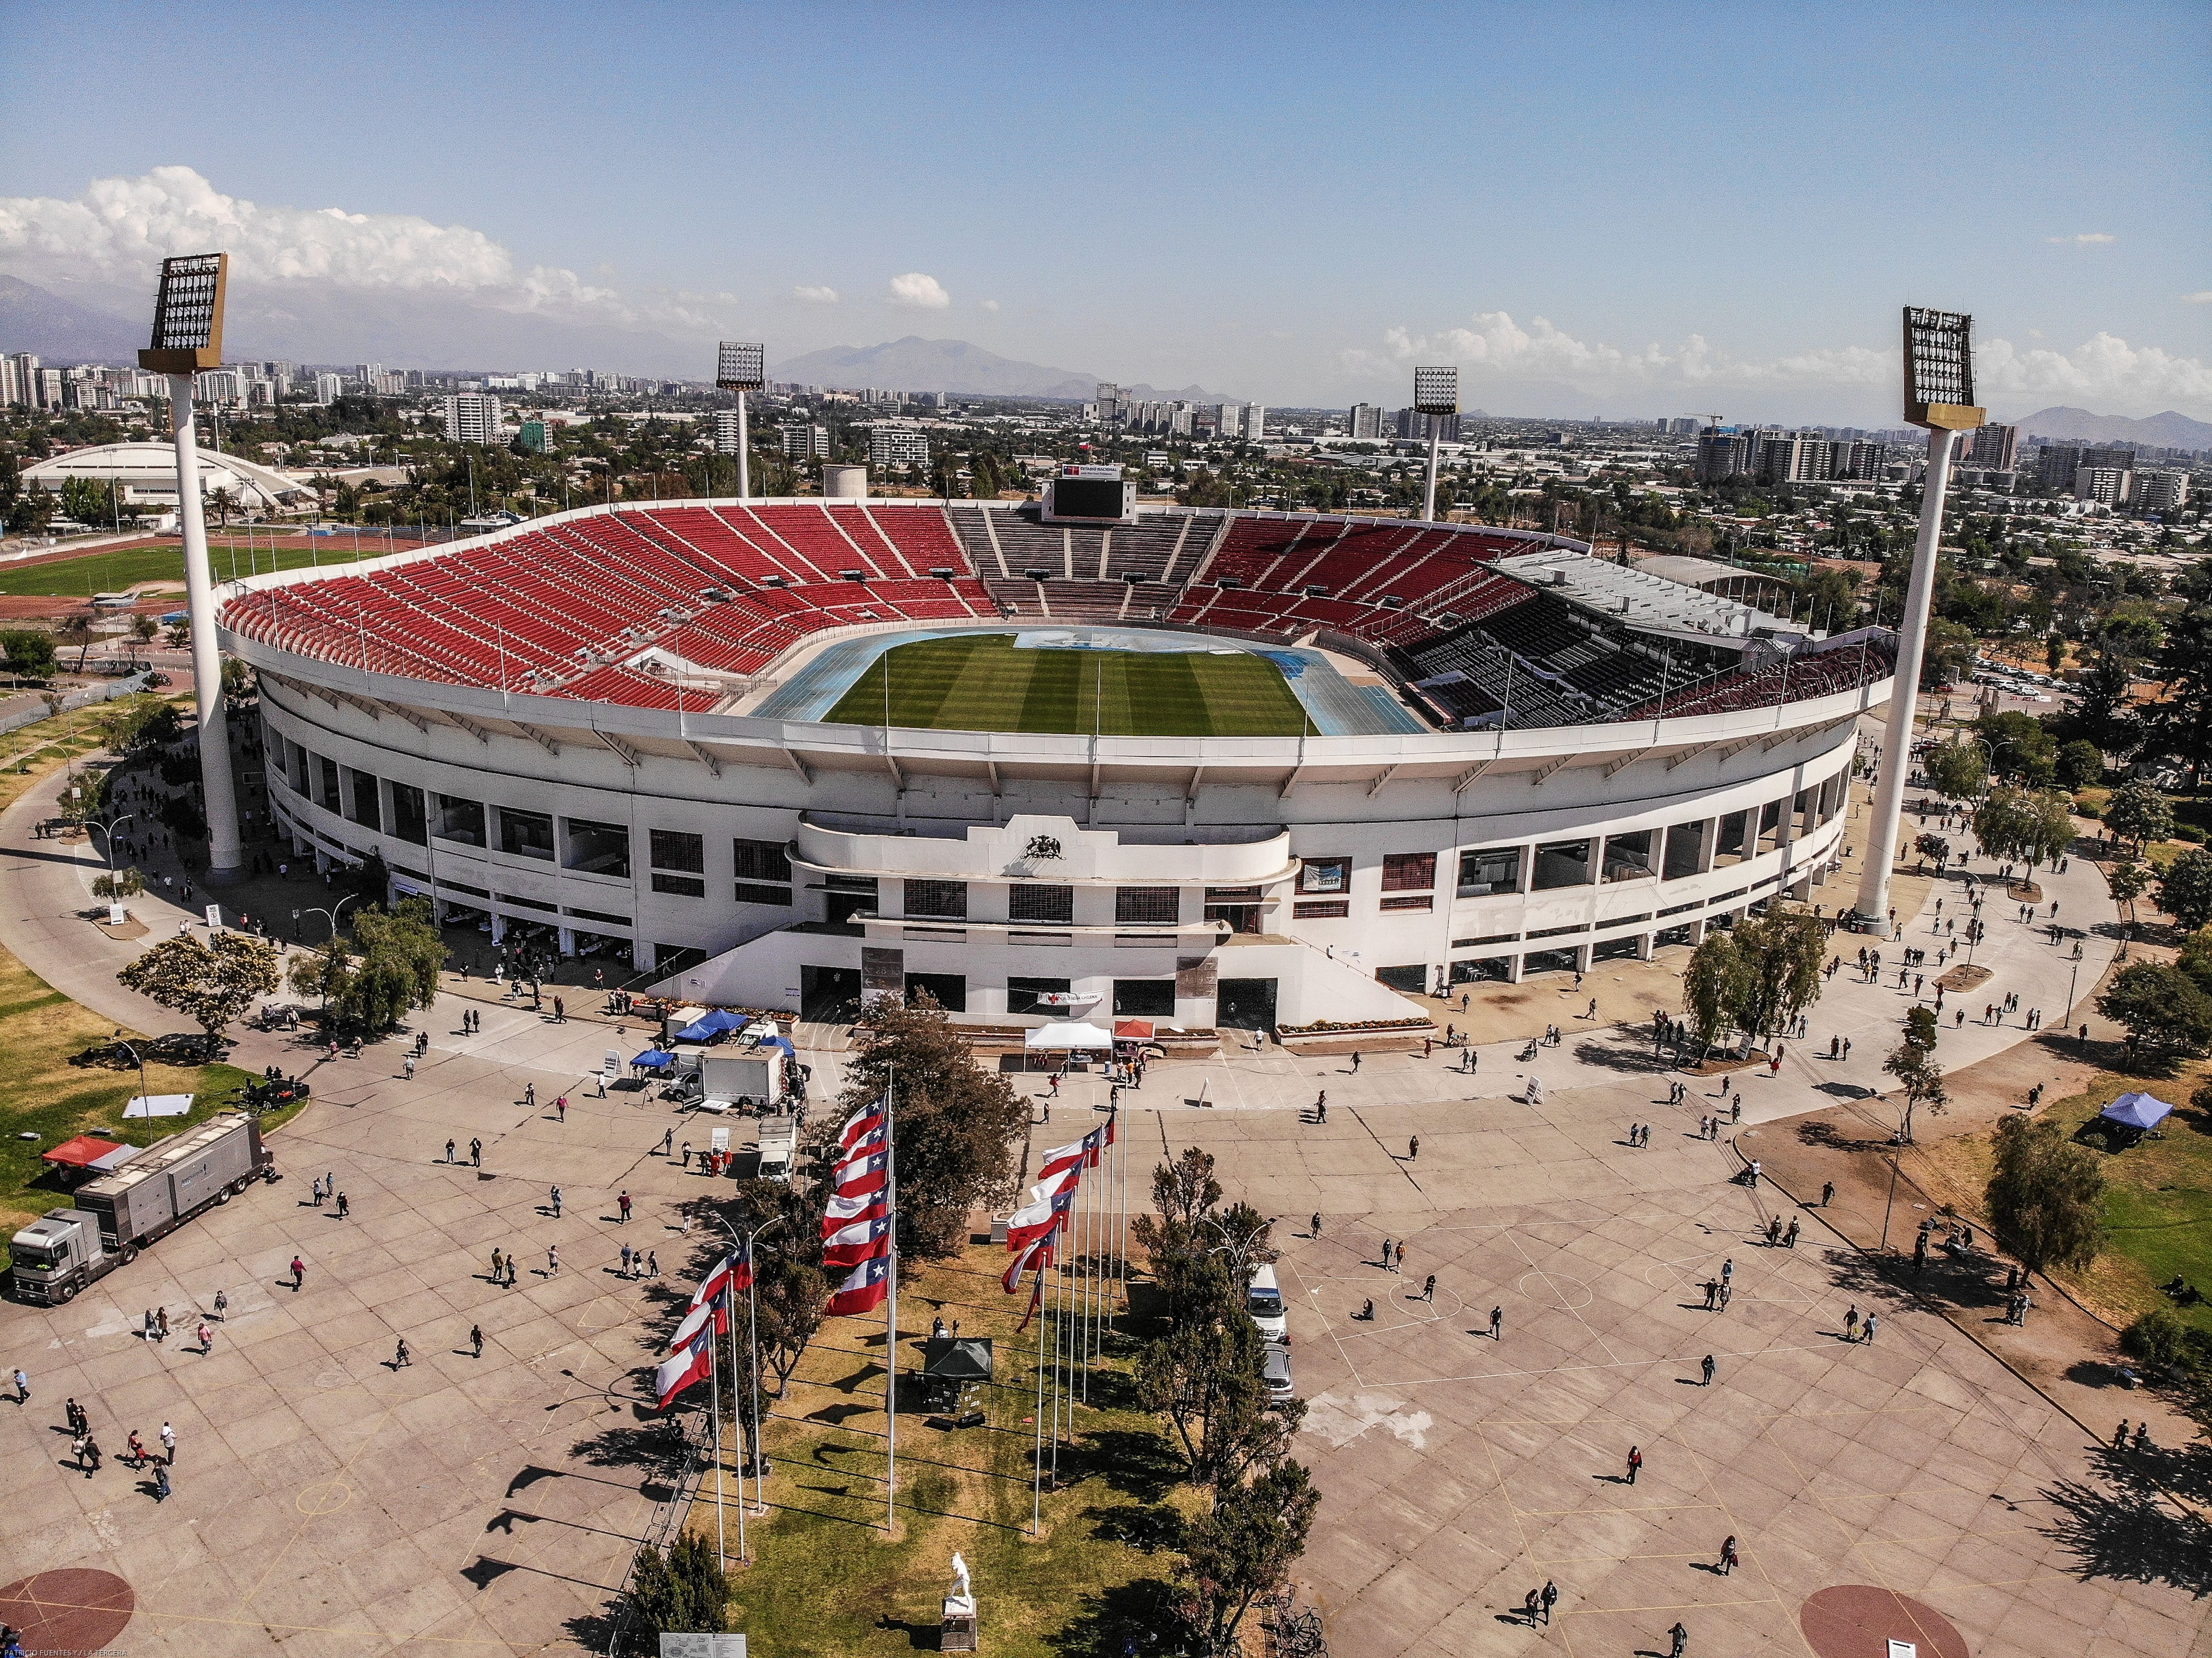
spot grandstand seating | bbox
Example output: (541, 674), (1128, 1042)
(219, 502), (1883, 726)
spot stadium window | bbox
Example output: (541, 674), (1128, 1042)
(1818, 774), (1846, 821)
(1601, 830), (1655, 882)
(343, 768), (381, 832)
(1380, 893), (1434, 912)
(437, 795), (486, 847)
(734, 883), (793, 907)
(733, 838), (793, 884)
(649, 829), (705, 874)
(1116, 886), (1180, 924)
(388, 783), (428, 846)
(1292, 899), (1349, 919)
(1662, 819), (1709, 881)
(652, 872), (706, 898)
(564, 818), (631, 878)
(1713, 810), (1751, 869)
(1381, 853), (1436, 892)
(905, 879), (968, 920)
(316, 755), (341, 812)
(1532, 839), (1594, 889)
(1756, 799), (1785, 854)
(498, 808), (555, 862)
(1298, 856), (1351, 896)
(1457, 846), (1522, 897)
(1010, 884), (1075, 924)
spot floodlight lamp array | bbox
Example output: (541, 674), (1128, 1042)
(140, 252), (228, 373)
(1901, 307), (1985, 431)
(1413, 365), (1459, 417)
(717, 341), (766, 390)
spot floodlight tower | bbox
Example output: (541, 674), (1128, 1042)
(140, 253), (244, 886)
(716, 341), (765, 500)
(1851, 307), (1985, 930)
(1414, 365), (1459, 523)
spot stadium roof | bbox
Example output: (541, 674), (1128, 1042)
(1492, 547), (1792, 643)
(22, 442), (311, 514)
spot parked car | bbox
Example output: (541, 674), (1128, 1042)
(1247, 1263), (1288, 1343)
(1261, 1339), (1294, 1400)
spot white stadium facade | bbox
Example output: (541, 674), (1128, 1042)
(218, 497), (1891, 1031)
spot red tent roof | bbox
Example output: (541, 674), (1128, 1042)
(1114, 1020), (1155, 1040)
(42, 1135), (125, 1168)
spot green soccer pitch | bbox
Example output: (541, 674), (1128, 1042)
(823, 633), (1315, 737)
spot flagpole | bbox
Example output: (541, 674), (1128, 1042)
(883, 1070), (898, 1535)
(729, 1279), (745, 1564)
(712, 1295), (726, 1569)
(1031, 1231), (1047, 1536)
(1083, 1130), (1098, 1404)
(1050, 1222), (1064, 1485)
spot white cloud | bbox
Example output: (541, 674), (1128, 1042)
(887, 271), (950, 309)
(1346, 309), (2212, 416)
(979, 298), (1000, 312)
(792, 284), (840, 304)
(2185, 291), (2212, 305)
(2046, 232), (2116, 245)
(0, 165), (733, 333)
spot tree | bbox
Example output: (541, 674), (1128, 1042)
(2137, 582), (2212, 791)
(2155, 849), (2212, 933)
(118, 932), (280, 1042)
(1974, 710), (2057, 787)
(2106, 858), (2151, 927)
(1923, 742), (1988, 800)
(1883, 1029), (1947, 1143)
(2104, 781), (2175, 850)
(0, 628), (57, 679)
(2178, 927), (2212, 997)
(2055, 739), (2104, 792)
(620, 1530), (729, 1650)
(1726, 908), (1827, 1048)
(92, 868), (144, 900)
(1921, 619), (1978, 689)
(1180, 1457), (1321, 1654)
(2095, 962), (2212, 1066)
(2068, 650), (2137, 755)
(1680, 931), (1746, 1058)
(1971, 786), (2075, 871)
(837, 994), (1028, 1260)
(1136, 1306), (1278, 1484)
(56, 611), (93, 673)
(334, 898), (446, 1028)
(1913, 832), (1950, 870)
(1985, 1115), (2104, 1274)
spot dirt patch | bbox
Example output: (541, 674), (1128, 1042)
(2007, 880), (2044, 903)
(1686, 1048), (1772, 1076)
(1936, 963), (1992, 992)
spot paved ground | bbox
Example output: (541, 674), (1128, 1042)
(3, 731), (2202, 1658)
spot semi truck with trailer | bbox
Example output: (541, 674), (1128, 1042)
(9, 1112), (276, 1305)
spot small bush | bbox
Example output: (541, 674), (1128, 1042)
(2075, 800), (2101, 819)
(2121, 1308), (2185, 1370)
(2177, 825), (2208, 846)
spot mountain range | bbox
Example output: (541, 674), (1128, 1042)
(0, 274), (147, 362)
(2011, 405), (2212, 450)
(769, 335), (1233, 404)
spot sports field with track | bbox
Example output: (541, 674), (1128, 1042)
(824, 632), (1313, 736)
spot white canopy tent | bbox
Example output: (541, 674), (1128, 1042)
(1024, 1021), (1114, 1051)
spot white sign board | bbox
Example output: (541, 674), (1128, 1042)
(108, 903), (127, 926)
(660, 1637), (746, 1658)
(604, 1048), (622, 1081)
(124, 1093), (194, 1119)
(710, 1125), (730, 1154)
(204, 904), (223, 931)
(1888, 1644), (1917, 1658)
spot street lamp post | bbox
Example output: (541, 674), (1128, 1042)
(711, 1209), (785, 1563)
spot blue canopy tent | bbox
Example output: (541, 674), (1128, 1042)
(632, 1050), (676, 1071)
(675, 1009), (746, 1043)
(2100, 1092), (2174, 1132)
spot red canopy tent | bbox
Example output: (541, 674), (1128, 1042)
(42, 1135), (127, 1169)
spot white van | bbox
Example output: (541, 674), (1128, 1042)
(1247, 1264), (1287, 1342)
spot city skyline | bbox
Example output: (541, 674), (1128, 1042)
(1, 1), (2206, 424)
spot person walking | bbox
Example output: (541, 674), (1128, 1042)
(1539, 1581), (1557, 1625)
(1394, 1240), (1406, 1273)
(618, 1190), (632, 1224)
(1844, 1304), (1859, 1342)
(1350, 1050), (1362, 1072)
(1379, 1236), (1393, 1270)
(1668, 1621), (1688, 1658)
(1523, 1589), (1542, 1627)
(1422, 1273), (1436, 1304)
(525, 1082), (535, 1111)
(1700, 1353), (1716, 1386)
(470, 1137), (482, 1167)
(12, 1367), (27, 1406)
(393, 1337), (411, 1369)
(66, 1398), (87, 1436)
(159, 1421), (176, 1464)
(196, 1322), (213, 1355)
(127, 1429), (147, 1468)
(556, 1096), (567, 1123)
(404, 1054), (416, 1081)
(1821, 1181), (1834, 1207)
(1861, 1312), (1878, 1343)
(550, 1185), (563, 1218)
(470, 1324), (484, 1359)
(1767, 1216), (1782, 1246)
(1407, 1135), (1420, 1163)
(491, 1247), (504, 1283)
(1490, 1305), (1503, 1340)
(620, 1243), (634, 1278)
(336, 1191), (349, 1218)
(1626, 1445), (1643, 1485)
(1310, 1212), (1323, 1239)
(154, 1462), (171, 1502)
(646, 1250), (659, 1278)
(445, 1138), (456, 1164)
(1704, 1278), (1720, 1310)
(1783, 1219), (1799, 1249)
(1720, 1535), (1739, 1575)
(213, 1288), (228, 1321)
(548, 1244), (560, 1276)
(290, 1255), (305, 1291)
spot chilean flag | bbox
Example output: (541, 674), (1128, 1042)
(836, 1150), (890, 1197)
(691, 1243), (752, 1308)
(655, 1323), (715, 1409)
(1006, 1171), (1079, 1251)
(822, 1191), (886, 1236)
(1002, 1225), (1057, 1293)
(667, 1291), (730, 1353)
(1084, 1124), (1107, 1169)
(837, 1103), (885, 1152)
(842, 1123), (887, 1162)
(823, 1210), (894, 1269)
(1104, 1106), (1118, 1146)
(826, 1252), (892, 1317)
(1037, 1136), (1091, 1181)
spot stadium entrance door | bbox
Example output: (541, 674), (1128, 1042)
(802, 965), (863, 1024)
(1216, 977), (1277, 1032)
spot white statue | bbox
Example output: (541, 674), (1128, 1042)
(949, 1551), (973, 1605)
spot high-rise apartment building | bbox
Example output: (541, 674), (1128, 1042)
(714, 409), (742, 456)
(1095, 383), (1123, 424)
(2074, 467), (2132, 506)
(780, 424), (831, 460)
(867, 426), (930, 469)
(1348, 404), (1383, 439)
(1245, 403), (1266, 441)
(1969, 423), (2020, 470)
(0, 352), (33, 408)
(315, 373), (344, 406)
(2131, 470), (2189, 513)
(2035, 444), (2083, 492)
(444, 393), (505, 446)
(1695, 427), (1753, 481)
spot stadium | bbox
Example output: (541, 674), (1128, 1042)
(218, 488), (1893, 1031)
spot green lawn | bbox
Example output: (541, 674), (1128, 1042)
(826, 634), (1313, 737)
(0, 536), (393, 597)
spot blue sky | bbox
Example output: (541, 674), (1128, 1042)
(4, 1), (2207, 421)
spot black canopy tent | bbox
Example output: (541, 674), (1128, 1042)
(919, 1334), (994, 1410)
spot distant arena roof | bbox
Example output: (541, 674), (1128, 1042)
(22, 442), (311, 515)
